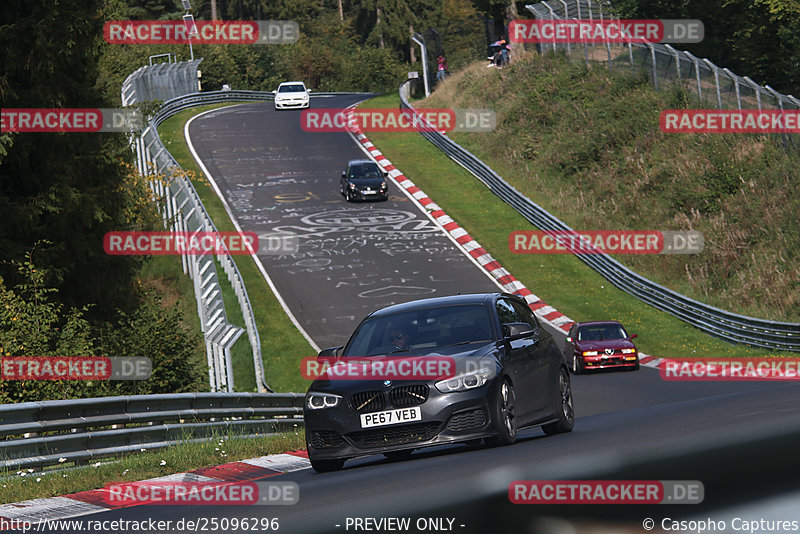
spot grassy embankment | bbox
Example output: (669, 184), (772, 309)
(363, 51), (798, 357)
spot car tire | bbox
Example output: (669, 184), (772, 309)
(310, 457), (346, 473)
(383, 449), (413, 461)
(571, 355), (583, 375)
(486, 379), (517, 446)
(542, 368), (575, 436)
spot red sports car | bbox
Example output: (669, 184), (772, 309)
(564, 321), (639, 374)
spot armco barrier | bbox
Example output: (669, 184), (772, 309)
(132, 88), (269, 393)
(128, 82), (373, 392)
(398, 81), (800, 351)
(0, 393), (304, 470)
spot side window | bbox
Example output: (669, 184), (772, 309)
(511, 300), (539, 330)
(496, 299), (525, 325)
(567, 324), (577, 340)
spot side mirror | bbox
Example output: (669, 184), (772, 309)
(565, 336), (573, 343)
(271, 90), (277, 95)
(503, 322), (536, 341)
(383, 171), (389, 178)
(341, 172), (346, 178)
(317, 346), (343, 359)
(307, 89), (312, 93)
(629, 334), (638, 339)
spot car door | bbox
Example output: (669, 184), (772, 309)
(495, 298), (537, 419)
(510, 299), (555, 414)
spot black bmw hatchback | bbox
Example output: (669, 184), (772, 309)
(340, 159), (388, 201)
(304, 293), (574, 472)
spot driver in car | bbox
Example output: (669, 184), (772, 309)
(389, 327), (410, 351)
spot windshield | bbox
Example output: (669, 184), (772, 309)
(278, 84), (306, 93)
(348, 164), (382, 179)
(343, 304), (494, 357)
(578, 324), (628, 341)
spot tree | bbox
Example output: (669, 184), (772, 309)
(0, 0), (153, 317)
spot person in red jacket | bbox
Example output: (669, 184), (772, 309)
(436, 54), (448, 81)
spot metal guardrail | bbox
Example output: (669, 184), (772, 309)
(131, 87), (372, 392)
(132, 88), (270, 393)
(0, 393), (304, 470)
(525, 1), (800, 150)
(399, 81), (800, 351)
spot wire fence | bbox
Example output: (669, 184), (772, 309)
(122, 57), (202, 106)
(524, 0), (800, 149)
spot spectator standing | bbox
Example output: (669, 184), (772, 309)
(500, 38), (509, 66)
(436, 54), (447, 81)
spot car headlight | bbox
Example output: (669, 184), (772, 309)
(349, 183), (356, 189)
(381, 181), (387, 189)
(435, 366), (496, 393)
(306, 392), (342, 410)
(582, 351), (598, 356)
(621, 348), (636, 354)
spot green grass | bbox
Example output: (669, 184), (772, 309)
(137, 255), (206, 369)
(0, 431), (305, 504)
(420, 51), (800, 323)
(157, 103), (316, 393)
(363, 92), (795, 359)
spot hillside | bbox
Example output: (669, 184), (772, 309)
(420, 50), (800, 322)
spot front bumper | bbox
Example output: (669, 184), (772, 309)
(581, 354), (638, 370)
(275, 99), (309, 109)
(351, 188), (388, 200)
(305, 385), (494, 460)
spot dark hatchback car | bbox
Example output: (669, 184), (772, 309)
(340, 159), (388, 201)
(304, 293), (574, 472)
(564, 321), (639, 374)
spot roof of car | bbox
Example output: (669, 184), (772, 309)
(368, 293), (508, 318)
(278, 81), (306, 86)
(575, 320), (624, 327)
(347, 159), (378, 166)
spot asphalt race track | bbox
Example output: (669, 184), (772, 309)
(41, 95), (800, 534)
(184, 95), (501, 351)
